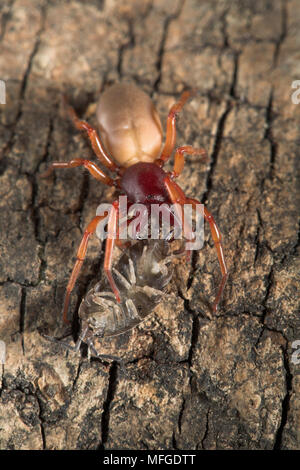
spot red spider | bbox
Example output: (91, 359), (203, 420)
(42, 83), (228, 324)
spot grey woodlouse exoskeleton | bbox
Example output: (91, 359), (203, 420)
(75, 238), (184, 359)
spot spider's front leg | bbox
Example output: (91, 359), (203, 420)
(62, 214), (105, 324)
(186, 197), (228, 312)
(62, 201), (121, 325)
(164, 176), (228, 313)
(164, 177), (195, 262)
(103, 200), (121, 304)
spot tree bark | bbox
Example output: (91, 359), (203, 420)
(0, 0), (299, 450)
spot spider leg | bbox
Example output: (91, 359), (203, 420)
(156, 90), (193, 166)
(41, 158), (116, 186)
(164, 178), (228, 312)
(63, 97), (120, 173)
(115, 198), (131, 250)
(164, 176), (195, 261)
(104, 200), (121, 304)
(171, 145), (208, 178)
(62, 214), (108, 324)
(186, 197), (228, 313)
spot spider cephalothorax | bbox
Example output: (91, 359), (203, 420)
(120, 162), (169, 205)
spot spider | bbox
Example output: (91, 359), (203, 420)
(42, 83), (228, 324)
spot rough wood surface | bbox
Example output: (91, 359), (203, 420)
(0, 0), (299, 450)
